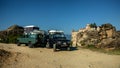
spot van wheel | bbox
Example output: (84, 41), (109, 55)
(53, 44), (56, 52)
(28, 42), (34, 48)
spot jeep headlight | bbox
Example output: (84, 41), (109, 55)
(63, 42), (67, 45)
(57, 41), (61, 44)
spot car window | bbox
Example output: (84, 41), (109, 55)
(29, 34), (37, 38)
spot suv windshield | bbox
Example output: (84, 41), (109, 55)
(53, 33), (65, 38)
(52, 33), (66, 40)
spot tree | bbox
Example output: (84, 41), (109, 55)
(90, 23), (97, 28)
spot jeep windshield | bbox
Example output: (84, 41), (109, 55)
(53, 33), (66, 40)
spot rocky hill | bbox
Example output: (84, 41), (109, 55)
(0, 25), (24, 43)
(72, 23), (120, 49)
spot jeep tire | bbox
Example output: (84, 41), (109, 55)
(53, 44), (56, 52)
(46, 42), (50, 48)
(67, 47), (71, 51)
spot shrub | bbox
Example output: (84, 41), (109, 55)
(89, 23), (97, 28)
(7, 34), (21, 43)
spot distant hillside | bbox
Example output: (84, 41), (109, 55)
(0, 25), (24, 43)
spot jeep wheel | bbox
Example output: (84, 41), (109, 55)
(53, 44), (56, 52)
(17, 41), (21, 46)
(67, 47), (71, 51)
(25, 44), (28, 46)
(46, 42), (50, 48)
(28, 42), (34, 48)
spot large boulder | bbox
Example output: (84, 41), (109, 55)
(97, 38), (120, 49)
(76, 30), (100, 47)
(99, 23), (116, 39)
(96, 38), (115, 48)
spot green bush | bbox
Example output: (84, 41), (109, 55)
(87, 44), (96, 48)
(7, 34), (21, 43)
(84, 44), (120, 55)
(0, 34), (22, 43)
(89, 23), (97, 28)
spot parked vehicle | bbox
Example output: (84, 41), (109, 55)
(17, 30), (47, 48)
(46, 30), (71, 51)
(24, 25), (39, 34)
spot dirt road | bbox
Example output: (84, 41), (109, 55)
(0, 43), (120, 68)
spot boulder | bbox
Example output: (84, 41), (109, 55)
(99, 23), (116, 39)
(97, 38), (120, 49)
(96, 38), (115, 48)
(76, 30), (100, 47)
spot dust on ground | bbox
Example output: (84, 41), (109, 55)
(0, 43), (120, 68)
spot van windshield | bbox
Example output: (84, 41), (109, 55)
(29, 34), (37, 38)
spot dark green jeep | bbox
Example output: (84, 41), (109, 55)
(17, 30), (47, 48)
(46, 30), (71, 51)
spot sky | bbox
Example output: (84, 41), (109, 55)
(0, 0), (120, 34)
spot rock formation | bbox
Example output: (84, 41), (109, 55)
(72, 23), (120, 49)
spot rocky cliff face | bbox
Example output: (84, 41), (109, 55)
(72, 23), (120, 49)
(0, 25), (24, 43)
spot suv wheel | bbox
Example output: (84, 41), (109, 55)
(53, 44), (56, 52)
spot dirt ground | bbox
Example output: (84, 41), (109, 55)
(0, 43), (120, 68)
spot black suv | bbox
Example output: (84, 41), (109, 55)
(46, 32), (71, 51)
